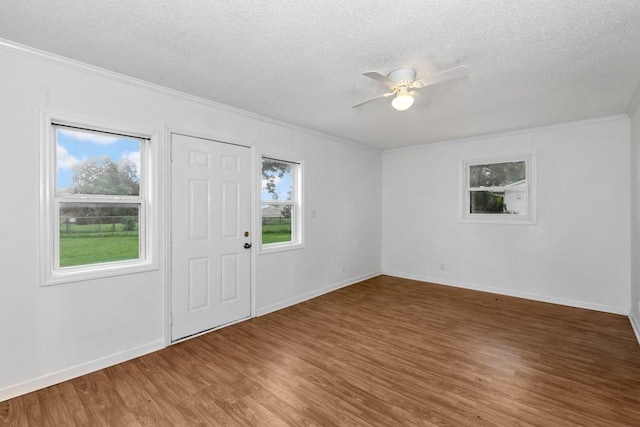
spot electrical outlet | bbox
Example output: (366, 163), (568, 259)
(440, 263), (445, 271)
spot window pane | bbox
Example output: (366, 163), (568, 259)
(470, 191), (505, 214)
(59, 203), (140, 267)
(261, 204), (292, 244)
(56, 126), (142, 196)
(503, 188), (527, 215)
(261, 159), (292, 201)
(470, 190), (526, 215)
(469, 161), (525, 187)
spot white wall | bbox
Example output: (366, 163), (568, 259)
(630, 104), (640, 338)
(382, 117), (631, 314)
(0, 44), (381, 400)
(256, 130), (382, 314)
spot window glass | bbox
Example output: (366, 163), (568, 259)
(260, 157), (300, 247)
(469, 191), (506, 214)
(56, 127), (141, 195)
(469, 161), (525, 187)
(463, 155), (534, 222)
(59, 202), (139, 267)
(261, 204), (292, 244)
(48, 123), (148, 280)
(261, 159), (292, 201)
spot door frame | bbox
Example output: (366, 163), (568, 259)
(164, 128), (257, 346)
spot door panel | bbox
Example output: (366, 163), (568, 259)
(221, 182), (239, 238)
(221, 253), (239, 302)
(188, 257), (210, 311)
(189, 180), (210, 241)
(171, 133), (251, 342)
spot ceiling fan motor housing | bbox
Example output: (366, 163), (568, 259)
(388, 68), (417, 87)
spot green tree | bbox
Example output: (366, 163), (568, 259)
(64, 157), (140, 225)
(262, 159), (290, 200)
(72, 156), (139, 196)
(470, 192), (505, 213)
(469, 161), (525, 187)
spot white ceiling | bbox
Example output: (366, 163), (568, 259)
(1, 1), (640, 150)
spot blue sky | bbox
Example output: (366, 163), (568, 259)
(56, 128), (141, 191)
(261, 170), (292, 201)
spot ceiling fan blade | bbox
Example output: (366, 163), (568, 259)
(362, 71), (396, 87)
(351, 92), (395, 108)
(411, 65), (469, 89)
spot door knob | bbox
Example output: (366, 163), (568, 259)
(244, 243), (252, 249)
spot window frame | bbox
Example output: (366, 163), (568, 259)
(40, 112), (157, 286)
(258, 154), (304, 254)
(461, 153), (536, 224)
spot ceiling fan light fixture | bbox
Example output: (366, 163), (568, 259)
(354, 64), (469, 110)
(391, 92), (414, 111)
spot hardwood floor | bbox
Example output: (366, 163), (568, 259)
(2, 275), (640, 426)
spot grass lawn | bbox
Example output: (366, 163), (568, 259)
(60, 235), (139, 267)
(262, 223), (292, 244)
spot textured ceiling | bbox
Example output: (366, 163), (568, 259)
(1, 1), (639, 150)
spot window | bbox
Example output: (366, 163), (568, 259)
(260, 156), (303, 251)
(42, 119), (153, 285)
(462, 154), (535, 224)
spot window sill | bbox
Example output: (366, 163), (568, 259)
(460, 215), (537, 225)
(42, 260), (158, 286)
(258, 242), (304, 255)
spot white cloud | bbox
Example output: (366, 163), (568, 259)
(121, 151), (141, 173)
(57, 128), (120, 145)
(56, 145), (79, 170)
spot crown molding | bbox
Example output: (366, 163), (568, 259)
(383, 114), (630, 154)
(0, 38), (378, 153)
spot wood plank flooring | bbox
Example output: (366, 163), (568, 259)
(2, 275), (640, 426)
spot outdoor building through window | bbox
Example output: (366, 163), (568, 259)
(260, 157), (302, 250)
(463, 154), (535, 224)
(43, 120), (152, 285)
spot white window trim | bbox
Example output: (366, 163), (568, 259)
(461, 153), (537, 225)
(40, 111), (159, 286)
(258, 153), (304, 254)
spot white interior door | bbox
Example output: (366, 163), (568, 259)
(171, 133), (252, 342)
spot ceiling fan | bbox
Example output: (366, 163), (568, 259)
(352, 65), (469, 111)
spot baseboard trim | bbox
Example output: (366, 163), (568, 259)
(0, 339), (165, 402)
(630, 313), (640, 346)
(256, 272), (382, 317)
(382, 270), (629, 316)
